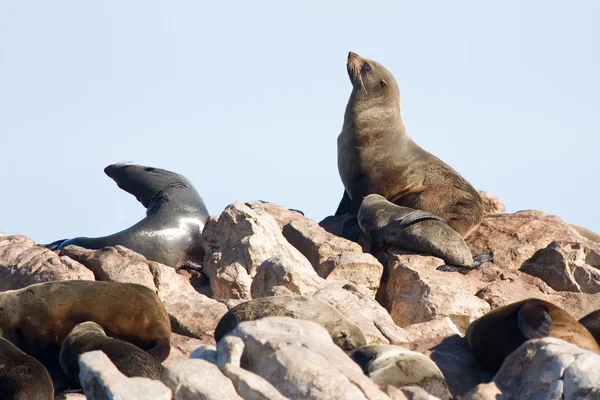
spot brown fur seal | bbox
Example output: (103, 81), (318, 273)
(0, 280), (171, 389)
(0, 336), (54, 400)
(351, 344), (450, 400)
(466, 298), (600, 372)
(60, 322), (164, 384)
(336, 51), (483, 243)
(579, 309), (600, 345)
(214, 296), (367, 351)
(358, 194), (474, 268)
(43, 163), (209, 270)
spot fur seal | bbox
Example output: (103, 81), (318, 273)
(0, 336), (54, 400)
(351, 344), (450, 400)
(60, 321), (164, 384)
(45, 163), (209, 269)
(466, 298), (600, 372)
(579, 309), (600, 345)
(214, 296), (367, 351)
(336, 52), (483, 243)
(0, 280), (171, 388)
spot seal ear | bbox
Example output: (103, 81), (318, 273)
(380, 79), (387, 88)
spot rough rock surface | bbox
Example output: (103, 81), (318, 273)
(494, 338), (600, 399)
(381, 253), (490, 331)
(78, 351), (171, 400)
(250, 255), (325, 297)
(163, 291), (228, 340)
(0, 235), (93, 290)
(219, 316), (390, 400)
(59, 245), (156, 290)
(477, 190), (505, 214)
(163, 359), (243, 400)
(314, 283), (410, 345)
(520, 241), (600, 294)
(222, 363), (288, 400)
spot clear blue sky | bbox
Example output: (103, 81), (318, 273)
(1, 1), (599, 244)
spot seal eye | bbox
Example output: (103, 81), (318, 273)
(362, 63), (372, 73)
(144, 167), (155, 172)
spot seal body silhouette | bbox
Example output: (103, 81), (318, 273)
(60, 321), (164, 384)
(47, 163), (209, 269)
(579, 309), (600, 345)
(215, 296), (367, 351)
(0, 337), (54, 400)
(0, 280), (171, 389)
(466, 298), (600, 372)
(336, 52), (483, 242)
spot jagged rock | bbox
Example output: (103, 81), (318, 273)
(222, 363), (289, 400)
(314, 283), (410, 345)
(250, 255), (325, 298)
(203, 202), (315, 299)
(404, 318), (461, 351)
(494, 338), (600, 399)
(164, 333), (213, 366)
(163, 359), (243, 400)
(163, 292), (228, 340)
(0, 235), (93, 290)
(219, 316), (390, 400)
(520, 241), (600, 294)
(316, 252), (383, 297)
(467, 210), (596, 272)
(148, 262), (196, 301)
(190, 345), (218, 364)
(245, 201), (307, 229)
(461, 382), (501, 400)
(351, 345), (450, 399)
(60, 245), (156, 291)
(382, 253), (490, 331)
(477, 190), (505, 214)
(78, 351), (171, 400)
(177, 268), (212, 297)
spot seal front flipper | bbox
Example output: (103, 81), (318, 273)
(40, 239), (68, 250)
(335, 190), (352, 216)
(518, 301), (552, 339)
(436, 251), (494, 273)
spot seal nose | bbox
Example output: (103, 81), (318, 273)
(104, 164), (119, 177)
(348, 52), (360, 61)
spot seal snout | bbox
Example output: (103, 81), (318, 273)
(104, 164), (120, 177)
(347, 51), (363, 81)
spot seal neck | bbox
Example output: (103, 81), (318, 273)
(344, 91), (407, 138)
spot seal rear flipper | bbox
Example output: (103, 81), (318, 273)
(397, 209), (446, 227)
(518, 302), (552, 339)
(40, 239), (68, 250)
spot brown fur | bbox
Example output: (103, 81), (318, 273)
(60, 322), (164, 383)
(214, 296), (367, 351)
(0, 280), (171, 389)
(0, 337), (54, 400)
(338, 52), (483, 238)
(466, 298), (600, 372)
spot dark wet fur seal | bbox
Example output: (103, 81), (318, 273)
(358, 194), (474, 268)
(0, 336), (54, 400)
(60, 322), (164, 384)
(336, 52), (483, 244)
(44, 163), (209, 270)
(351, 344), (450, 400)
(215, 296), (367, 351)
(466, 298), (600, 372)
(0, 280), (171, 389)
(579, 309), (600, 345)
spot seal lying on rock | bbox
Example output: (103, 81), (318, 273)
(0, 336), (54, 400)
(0, 280), (171, 389)
(466, 298), (600, 372)
(44, 163), (209, 270)
(335, 51), (483, 250)
(60, 321), (164, 384)
(351, 344), (450, 400)
(579, 309), (600, 345)
(214, 296), (367, 351)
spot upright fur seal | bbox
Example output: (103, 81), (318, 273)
(45, 163), (209, 269)
(60, 322), (164, 384)
(0, 280), (171, 388)
(0, 337), (54, 400)
(579, 309), (600, 345)
(351, 344), (450, 400)
(336, 52), (483, 242)
(214, 296), (367, 351)
(466, 298), (600, 372)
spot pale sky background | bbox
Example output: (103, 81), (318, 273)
(1, 1), (599, 244)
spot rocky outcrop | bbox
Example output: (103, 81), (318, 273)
(163, 291), (228, 341)
(0, 235), (93, 290)
(163, 359), (243, 400)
